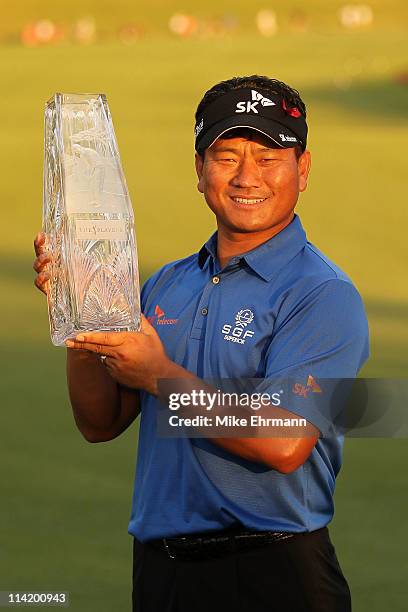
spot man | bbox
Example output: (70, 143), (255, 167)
(34, 75), (369, 611)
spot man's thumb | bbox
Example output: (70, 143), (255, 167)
(140, 313), (155, 335)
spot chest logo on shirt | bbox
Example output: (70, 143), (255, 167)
(147, 304), (179, 326)
(221, 309), (255, 345)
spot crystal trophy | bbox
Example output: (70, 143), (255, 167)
(43, 93), (141, 346)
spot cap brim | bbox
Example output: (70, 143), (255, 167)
(196, 115), (301, 152)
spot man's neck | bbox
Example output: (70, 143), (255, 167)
(216, 215), (294, 269)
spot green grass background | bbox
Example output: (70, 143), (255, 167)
(0, 2), (407, 610)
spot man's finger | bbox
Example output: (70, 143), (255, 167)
(33, 254), (51, 273)
(140, 313), (156, 335)
(34, 272), (50, 295)
(34, 277), (47, 295)
(34, 232), (46, 256)
(72, 331), (128, 346)
(65, 340), (117, 356)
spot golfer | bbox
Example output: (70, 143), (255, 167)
(34, 75), (369, 611)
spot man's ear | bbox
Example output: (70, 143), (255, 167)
(298, 149), (311, 192)
(195, 152), (205, 194)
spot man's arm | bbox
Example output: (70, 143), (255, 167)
(155, 361), (319, 473)
(67, 348), (140, 443)
(66, 320), (318, 469)
(64, 280), (368, 463)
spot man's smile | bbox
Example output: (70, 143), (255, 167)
(229, 196), (269, 206)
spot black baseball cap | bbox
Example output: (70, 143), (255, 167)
(195, 88), (308, 153)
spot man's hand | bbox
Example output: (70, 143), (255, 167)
(33, 232), (51, 295)
(66, 315), (173, 395)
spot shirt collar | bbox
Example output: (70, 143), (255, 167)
(198, 231), (218, 269)
(198, 214), (307, 281)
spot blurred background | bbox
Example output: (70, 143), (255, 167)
(0, 1), (407, 610)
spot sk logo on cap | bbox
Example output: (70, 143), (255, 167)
(235, 90), (276, 114)
(251, 90), (275, 107)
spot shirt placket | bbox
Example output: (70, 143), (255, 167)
(189, 273), (222, 340)
(189, 258), (241, 340)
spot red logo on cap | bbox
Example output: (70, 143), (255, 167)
(282, 99), (302, 118)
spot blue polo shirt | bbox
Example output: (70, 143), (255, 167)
(128, 215), (369, 542)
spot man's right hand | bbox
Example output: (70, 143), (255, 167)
(33, 232), (51, 295)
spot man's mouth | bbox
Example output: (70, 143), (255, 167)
(230, 197), (267, 204)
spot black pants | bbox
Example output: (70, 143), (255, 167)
(132, 527), (351, 612)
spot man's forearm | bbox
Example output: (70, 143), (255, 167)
(66, 348), (139, 441)
(156, 360), (318, 472)
(63, 326), (317, 461)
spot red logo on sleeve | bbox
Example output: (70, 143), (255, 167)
(293, 375), (322, 398)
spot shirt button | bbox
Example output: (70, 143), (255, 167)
(212, 276), (220, 284)
(201, 307), (208, 316)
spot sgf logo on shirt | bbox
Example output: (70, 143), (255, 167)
(221, 309), (255, 345)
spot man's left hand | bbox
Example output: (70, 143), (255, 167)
(65, 314), (171, 395)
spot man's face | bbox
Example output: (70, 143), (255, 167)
(195, 130), (311, 236)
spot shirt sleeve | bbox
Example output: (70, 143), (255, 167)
(140, 259), (185, 313)
(260, 278), (370, 435)
(140, 276), (155, 312)
(140, 264), (173, 312)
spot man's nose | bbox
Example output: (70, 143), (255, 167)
(231, 157), (262, 189)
